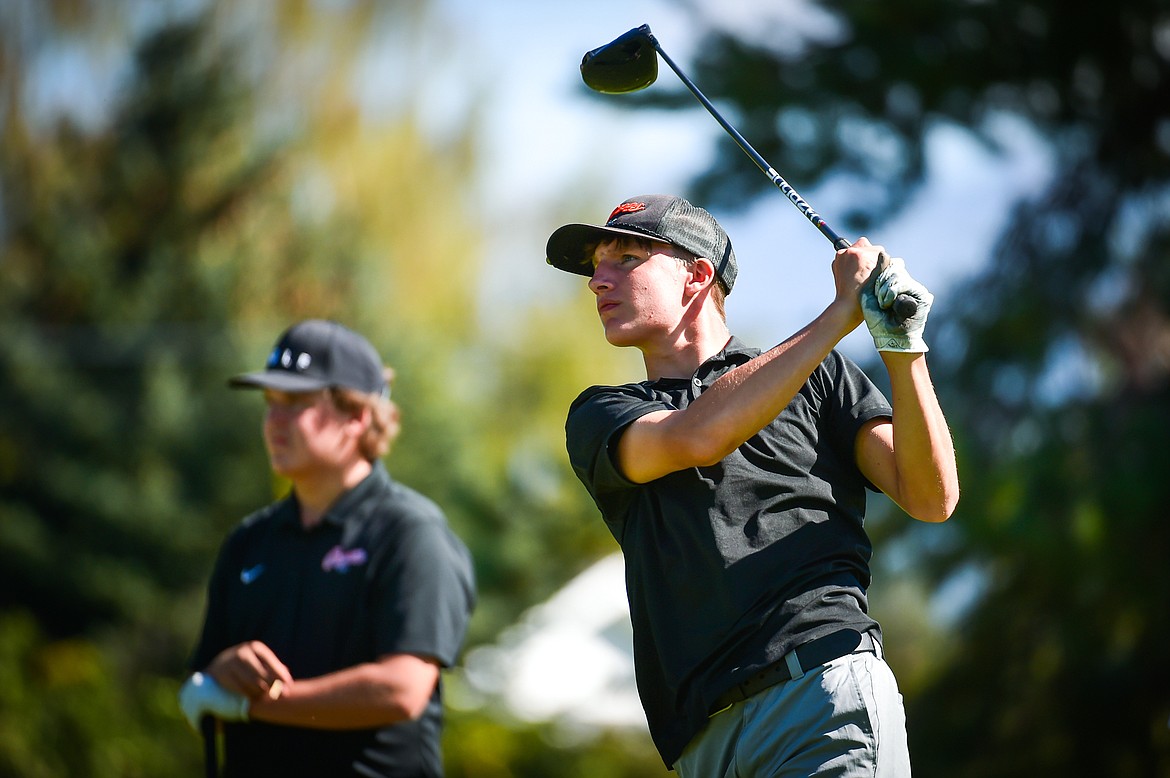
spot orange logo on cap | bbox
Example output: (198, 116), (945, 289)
(608, 202), (646, 222)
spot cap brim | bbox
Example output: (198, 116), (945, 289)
(228, 371), (331, 392)
(546, 223), (672, 277)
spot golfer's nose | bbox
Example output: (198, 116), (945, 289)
(589, 265), (613, 294)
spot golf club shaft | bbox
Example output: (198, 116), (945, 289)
(648, 37), (849, 251)
(201, 715), (218, 778)
(643, 32), (917, 320)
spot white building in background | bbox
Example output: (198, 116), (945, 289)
(460, 553), (647, 734)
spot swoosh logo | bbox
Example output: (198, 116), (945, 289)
(240, 564), (265, 584)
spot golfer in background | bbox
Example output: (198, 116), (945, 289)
(545, 195), (959, 776)
(179, 319), (475, 778)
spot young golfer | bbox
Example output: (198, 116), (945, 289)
(546, 195), (959, 776)
(180, 319), (476, 777)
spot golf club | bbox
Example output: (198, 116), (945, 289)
(201, 715), (217, 778)
(581, 24), (918, 320)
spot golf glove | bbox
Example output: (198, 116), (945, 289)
(861, 254), (933, 353)
(179, 672), (250, 730)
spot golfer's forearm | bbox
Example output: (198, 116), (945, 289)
(882, 352), (959, 521)
(249, 662), (434, 730)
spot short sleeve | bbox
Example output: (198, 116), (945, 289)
(368, 516), (475, 667)
(818, 350), (893, 488)
(565, 384), (672, 538)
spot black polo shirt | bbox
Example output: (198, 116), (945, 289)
(190, 461), (475, 778)
(566, 337), (891, 767)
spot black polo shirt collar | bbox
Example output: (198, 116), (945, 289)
(649, 335), (758, 398)
(278, 460), (392, 533)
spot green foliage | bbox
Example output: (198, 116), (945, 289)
(0, 15), (275, 638)
(671, 0), (1170, 773)
(0, 612), (202, 776)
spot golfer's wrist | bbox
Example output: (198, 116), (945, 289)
(821, 298), (863, 336)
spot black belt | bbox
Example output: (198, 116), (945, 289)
(710, 629), (878, 715)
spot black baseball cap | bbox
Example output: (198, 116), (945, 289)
(545, 194), (737, 294)
(229, 319), (387, 395)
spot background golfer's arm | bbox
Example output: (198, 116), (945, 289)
(854, 352), (959, 523)
(618, 302), (860, 484)
(248, 653), (439, 729)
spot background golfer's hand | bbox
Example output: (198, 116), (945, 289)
(179, 672), (250, 729)
(862, 255), (933, 352)
(207, 640), (293, 700)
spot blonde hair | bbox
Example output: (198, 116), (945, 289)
(329, 367), (401, 461)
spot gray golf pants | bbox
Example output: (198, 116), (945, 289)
(674, 641), (911, 778)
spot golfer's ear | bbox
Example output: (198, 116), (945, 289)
(689, 257), (717, 291)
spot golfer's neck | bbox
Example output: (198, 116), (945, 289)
(641, 320), (731, 381)
(293, 458), (372, 529)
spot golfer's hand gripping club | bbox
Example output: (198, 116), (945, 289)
(179, 672), (251, 730)
(861, 253), (933, 353)
(834, 238), (918, 321)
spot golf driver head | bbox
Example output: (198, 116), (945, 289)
(580, 24), (658, 94)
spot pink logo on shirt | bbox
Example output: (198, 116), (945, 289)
(321, 545), (368, 573)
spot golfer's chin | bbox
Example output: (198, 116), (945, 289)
(601, 320), (643, 349)
(265, 448), (301, 478)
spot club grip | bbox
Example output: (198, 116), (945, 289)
(892, 294), (919, 320)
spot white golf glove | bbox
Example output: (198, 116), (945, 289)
(861, 254), (933, 353)
(179, 672), (250, 730)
